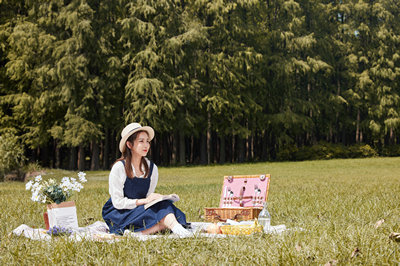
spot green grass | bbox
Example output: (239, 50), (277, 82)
(1, 157), (400, 264)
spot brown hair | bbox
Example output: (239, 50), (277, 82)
(115, 130), (150, 178)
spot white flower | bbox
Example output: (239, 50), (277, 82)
(34, 175), (42, 182)
(78, 172), (87, 183)
(32, 182), (40, 191)
(41, 195), (47, 203)
(31, 192), (40, 202)
(61, 177), (72, 188)
(25, 180), (33, 190)
(72, 182), (83, 192)
(31, 187), (41, 197)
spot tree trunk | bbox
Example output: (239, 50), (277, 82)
(40, 146), (49, 167)
(335, 79), (341, 144)
(162, 134), (169, 166)
(200, 133), (207, 164)
(219, 136), (226, 164)
(34, 147), (40, 163)
(389, 128), (394, 145)
(110, 131), (115, 161)
(78, 145), (85, 171)
(231, 134), (235, 163)
(152, 136), (160, 165)
(271, 135), (276, 160)
(54, 140), (60, 169)
(111, 130), (118, 162)
(69, 147), (77, 170)
(91, 140), (100, 170)
(190, 135), (194, 164)
(342, 127), (346, 145)
(238, 137), (245, 163)
(179, 132), (185, 165)
(246, 134), (249, 161)
(103, 128), (110, 169)
(262, 132), (268, 161)
(250, 134), (254, 160)
(356, 108), (360, 143)
(171, 133), (177, 165)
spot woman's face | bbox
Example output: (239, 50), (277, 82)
(127, 131), (150, 157)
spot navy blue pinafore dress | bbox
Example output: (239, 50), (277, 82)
(102, 161), (187, 234)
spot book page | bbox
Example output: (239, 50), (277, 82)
(144, 194), (180, 209)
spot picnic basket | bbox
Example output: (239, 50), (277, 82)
(204, 174), (271, 222)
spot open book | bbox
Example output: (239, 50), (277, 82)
(144, 194), (180, 209)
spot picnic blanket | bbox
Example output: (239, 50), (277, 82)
(11, 221), (288, 242)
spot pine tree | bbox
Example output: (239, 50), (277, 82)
(3, 0), (124, 169)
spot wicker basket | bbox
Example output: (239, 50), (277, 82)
(204, 207), (262, 222)
(204, 174), (270, 222)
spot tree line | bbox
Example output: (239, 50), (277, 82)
(1, 0), (400, 170)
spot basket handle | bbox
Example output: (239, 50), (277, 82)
(233, 213), (243, 220)
(214, 212), (244, 222)
(212, 214), (227, 222)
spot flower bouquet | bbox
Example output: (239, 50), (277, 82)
(26, 172), (87, 204)
(26, 172), (87, 230)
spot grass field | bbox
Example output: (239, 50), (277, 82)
(1, 157), (400, 264)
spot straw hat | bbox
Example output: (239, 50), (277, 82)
(119, 123), (154, 153)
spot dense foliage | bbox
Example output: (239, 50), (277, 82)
(1, 0), (400, 169)
(0, 132), (26, 179)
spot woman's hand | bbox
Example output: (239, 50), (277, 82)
(145, 193), (163, 204)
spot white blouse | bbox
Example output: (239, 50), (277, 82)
(108, 158), (158, 210)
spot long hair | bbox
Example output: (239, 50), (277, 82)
(115, 130), (150, 178)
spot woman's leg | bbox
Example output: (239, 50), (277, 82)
(140, 221), (167, 235)
(161, 213), (191, 237)
(140, 213), (177, 235)
(140, 213), (190, 236)
(161, 213), (180, 229)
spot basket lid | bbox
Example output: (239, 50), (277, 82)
(219, 175), (270, 208)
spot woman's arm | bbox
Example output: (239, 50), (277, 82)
(109, 161), (143, 209)
(109, 161), (162, 209)
(109, 172), (138, 209)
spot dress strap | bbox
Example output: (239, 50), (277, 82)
(121, 159), (154, 178)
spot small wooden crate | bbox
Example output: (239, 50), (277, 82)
(204, 174), (271, 222)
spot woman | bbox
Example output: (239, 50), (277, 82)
(102, 123), (190, 237)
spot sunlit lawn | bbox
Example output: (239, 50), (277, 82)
(1, 157), (400, 264)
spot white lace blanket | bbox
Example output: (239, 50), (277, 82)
(11, 221), (287, 242)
